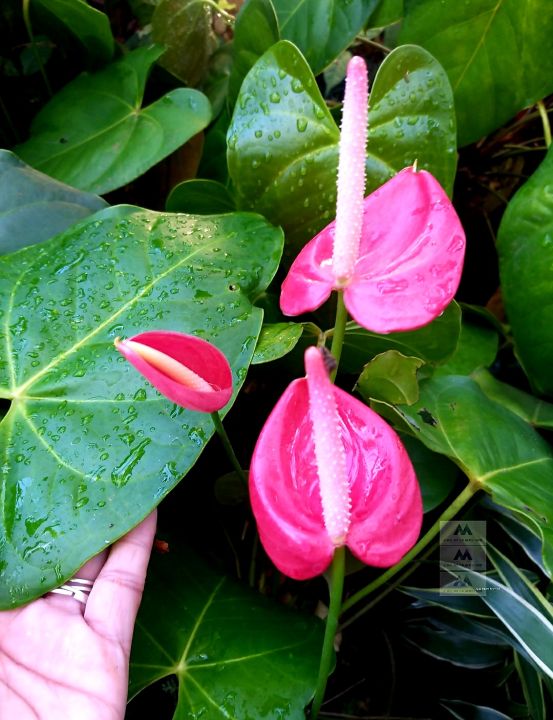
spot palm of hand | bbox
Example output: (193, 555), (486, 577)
(0, 512), (156, 720)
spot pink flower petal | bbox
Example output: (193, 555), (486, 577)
(249, 349), (423, 579)
(280, 168), (465, 333)
(116, 331), (232, 413)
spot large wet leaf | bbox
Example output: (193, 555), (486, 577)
(14, 46), (211, 195)
(0, 150), (107, 254)
(370, 376), (553, 575)
(32, 0), (114, 65)
(497, 144), (553, 396)
(273, 0), (377, 75)
(129, 543), (324, 718)
(228, 41), (457, 250)
(0, 207), (283, 608)
(400, 0), (553, 146)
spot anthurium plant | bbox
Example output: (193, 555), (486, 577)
(1, 1), (553, 718)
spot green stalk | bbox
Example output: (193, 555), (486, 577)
(310, 546), (346, 719)
(210, 411), (247, 486)
(537, 100), (552, 148)
(329, 291), (348, 381)
(341, 482), (479, 614)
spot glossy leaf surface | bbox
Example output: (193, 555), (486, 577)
(340, 300), (461, 373)
(400, 0), (553, 146)
(32, 0), (114, 65)
(433, 319), (498, 377)
(497, 144), (553, 396)
(165, 180), (236, 214)
(0, 150), (107, 253)
(228, 41), (457, 249)
(14, 46), (211, 195)
(129, 544), (324, 718)
(373, 376), (553, 575)
(273, 0), (377, 74)
(357, 351), (423, 405)
(251, 322), (304, 364)
(0, 207), (283, 608)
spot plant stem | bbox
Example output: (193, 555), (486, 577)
(22, 0), (52, 97)
(210, 411), (248, 486)
(537, 100), (552, 148)
(311, 546), (346, 719)
(329, 291), (348, 381)
(341, 482), (479, 614)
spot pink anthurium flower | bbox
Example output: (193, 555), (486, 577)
(280, 56), (465, 334)
(114, 331), (232, 412)
(249, 346), (423, 580)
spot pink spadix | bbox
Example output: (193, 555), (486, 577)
(115, 331), (232, 412)
(249, 346), (422, 580)
(280, 56), (465, 333)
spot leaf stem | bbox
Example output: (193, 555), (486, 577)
(537, 100), (552, 149)
(22, 0), (52, 97)
(341, 482), (479, 614)
(329, 291), (348, 380)
(210, 411), (247, 486)
(310, 546), (346, 719)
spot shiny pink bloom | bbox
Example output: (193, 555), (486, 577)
(115, 331), (232, 412)
(280, 56), (465, 334)
(249, 347), (422, 580)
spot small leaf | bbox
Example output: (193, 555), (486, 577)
(273, 0), (377, 74)
(0, 207), (283, 608)
(497, 144), (553, 396)
(0, 150), (107, 253)
(400, 0), (553, 146)
(357, 350), (423, 405)
(152, 0), (217, 86)
(14, 46), (212, 195)
(252, 322), (304, 364)
(165, 179), (236, 214)
(341, 300), (461, 373)
(129, 544), (324, 718)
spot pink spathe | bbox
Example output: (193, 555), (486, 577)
(280, 166), (466, 333)
(249, 347), (423, 580)
(115, 331), (232, 413)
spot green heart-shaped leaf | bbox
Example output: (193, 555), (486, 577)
(400, 0), (553, 146)
(273, 0), (377, 75)
(0, 207), (283, 608)
(14, 46), (212, 195)
(372, 376), (553, 575)
(129, 544), (324, 718)
(228, 41), (457, 249)
(497, 144), (553, 396)
(252, 321), (304, 364)
(0, 150), (107, 253)
(357, 350), (424, 405)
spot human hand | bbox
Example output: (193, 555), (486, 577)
(0, 511), (157, 720)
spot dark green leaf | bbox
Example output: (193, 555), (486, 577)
(341, 301), (461, 374)
(402, 586), (493, 618)
(473, 369), (553, 429)
(252, 322), (304, 364)
(515, 653), (546, 720)
(152, 0), (217, 86)
(228, 0), (280, 107)
(400, 435), (458, 512)
(497, 144), (553, 396)
(433, 320), (498, 377)
(32, 0), (114, 65)
(129, 544), (324, 718)
(0, 207), (283, 608)
(442, 699), (514, 720)
(165, 180), (236, 214)
(357, 350), (423, 405)
(228, 41), (457, 250)
(273, 0), (377, 75)
(366, 0), (403, 27)
(0, 150), (107, 253)
(377, 376), (553, 575)
(400, 0), (553, 146)
(14, 46), (212, 195)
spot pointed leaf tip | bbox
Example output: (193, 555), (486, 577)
(115, 331), (233, 412)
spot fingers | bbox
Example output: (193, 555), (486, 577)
(84, 510), (157, 651)
(43, 549), (109, 616)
